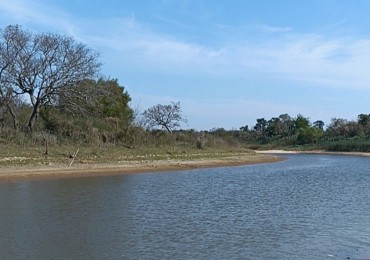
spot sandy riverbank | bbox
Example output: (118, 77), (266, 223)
(0, 153), (284, 182)
(256, 149), (370, 157)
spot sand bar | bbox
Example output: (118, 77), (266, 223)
(256, 149), (370, 157)
(0, 154), (284, 182)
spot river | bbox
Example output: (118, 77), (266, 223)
(1, 154), (370, 259)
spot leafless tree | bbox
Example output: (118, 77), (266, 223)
(0, 25), (29, 130)
(0, 25), (101, 131)
(142, 101), (187, 132)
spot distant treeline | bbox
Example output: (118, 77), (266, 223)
(3, 93), (370, 153)
(234, 113), (370, 152)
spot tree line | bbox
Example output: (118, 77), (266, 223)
(1, 24), (370, 152)
(233, 112), (370, 151)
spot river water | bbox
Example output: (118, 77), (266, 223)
(1, 154), (370, 259)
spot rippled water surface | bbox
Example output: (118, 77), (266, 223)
(1, 154), (370, 259)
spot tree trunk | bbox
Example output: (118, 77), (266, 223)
(7, 105), (18, 131)
(164, 125), (172, 133)
(27, 104), (39, 131)
(43, 137), (49, 155)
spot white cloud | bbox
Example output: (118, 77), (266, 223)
(88, 20), (370, 89)
(0, 0), (81, 39)
(2, 0), (370, 90)
(248, 24), (293, 33)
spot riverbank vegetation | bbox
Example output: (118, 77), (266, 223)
(237, 113), (370, 152)
(1, 25), (370, 169)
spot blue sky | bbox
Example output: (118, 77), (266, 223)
(1, 0), (370, 130)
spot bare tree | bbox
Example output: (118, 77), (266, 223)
(0, 25), (29, 130)
(0, 25), (101, 131)
(142, 101), (187, 132)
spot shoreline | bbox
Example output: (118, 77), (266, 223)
(2, 149), (370, 182)
(256, 149), (370, 157)
(0, 154), (284, 182)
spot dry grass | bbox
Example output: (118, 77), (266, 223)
(0, 144), (257, 168)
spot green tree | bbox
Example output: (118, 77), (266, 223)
(254, 118), (267, 133)
(326, 118), (348, 137)
(239, 125), (249, 132)
(44, 78), (133, 133)
(358, 114), (370, 128)
(95, 79), (133, 122)
(313, 120), (325, 131)
(294, 114), (310, 130)
(279, 113), (295, 137)
(297, 127), (322, 144)
(266, 117), (282, 137)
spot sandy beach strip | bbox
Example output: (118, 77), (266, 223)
(0, 154), (284, 182)
(256, 149), (370, 157)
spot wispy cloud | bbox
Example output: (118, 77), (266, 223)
(80, 16), (370, 89)
(259, 36), (370, 89)
(248, 24), (293, 33)
(2, 0), (370, 90)
(0, 0), (79, 37)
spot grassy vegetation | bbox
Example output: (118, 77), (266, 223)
(310, 138), (370, 152)
(4, 102), (370, 171)
(4, 126), (370, 169)
(0, 135), (256, 168)
(248, 136), (370, 153)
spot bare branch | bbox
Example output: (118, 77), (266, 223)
(142, 101), (187, 132)
(0, 25), (101, 130)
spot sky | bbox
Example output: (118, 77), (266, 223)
(1, 0), (370, 130)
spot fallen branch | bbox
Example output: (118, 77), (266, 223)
(69, 149), (79, 167)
